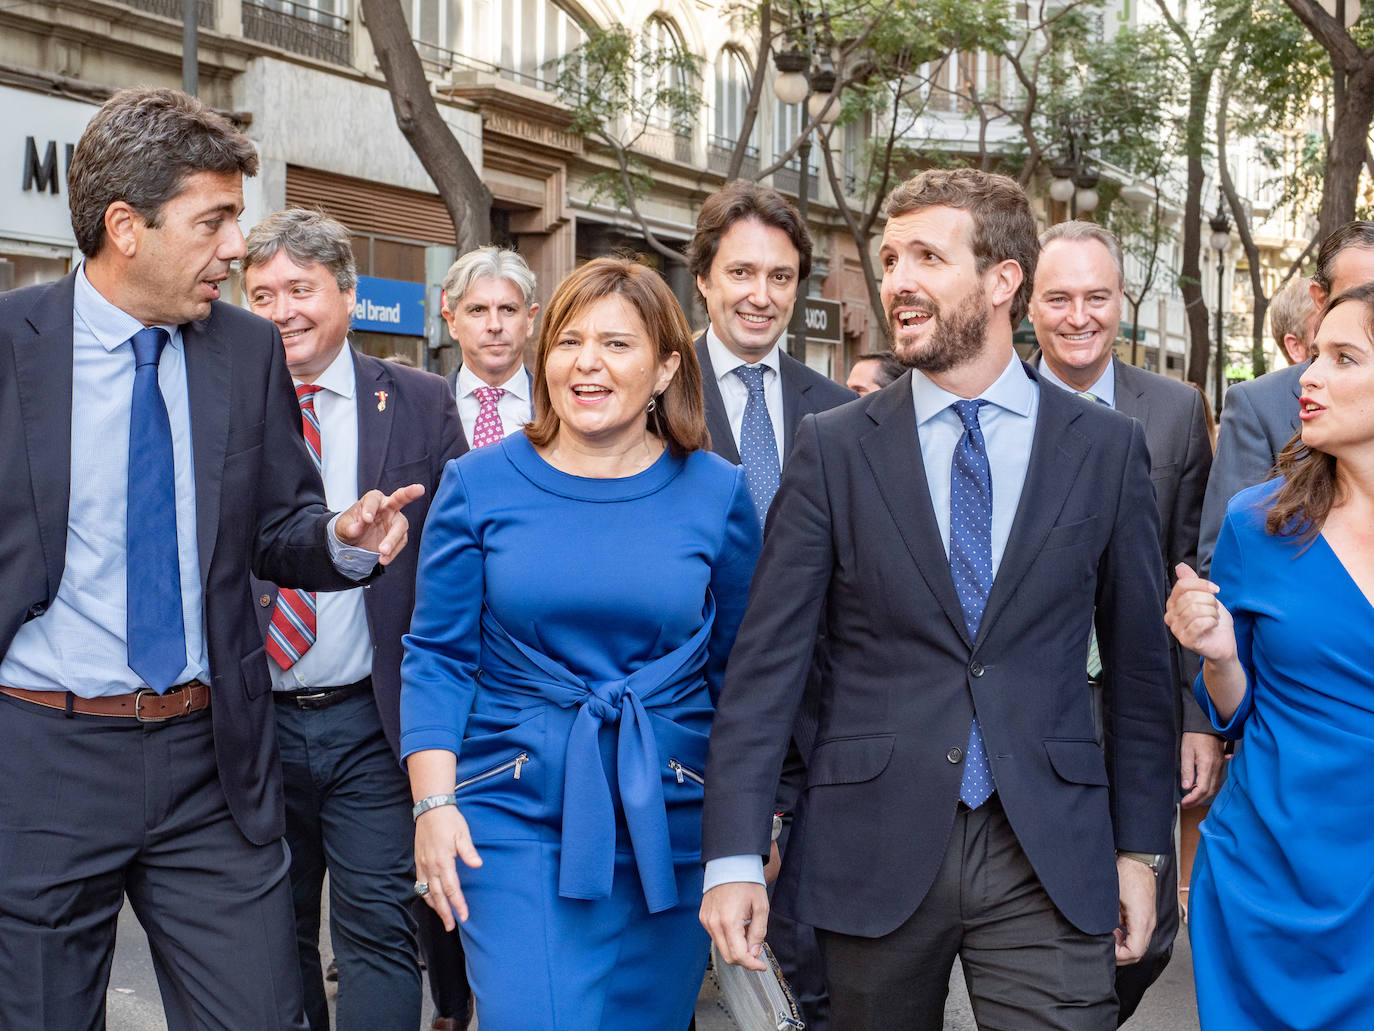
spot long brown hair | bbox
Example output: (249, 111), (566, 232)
(1264, 283), (1374, 540)
(525, 257), (709, 456)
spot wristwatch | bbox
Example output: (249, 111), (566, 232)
(1117, 850), (1166, 875)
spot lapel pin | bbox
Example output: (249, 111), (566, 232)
(375, 390), (388, 412)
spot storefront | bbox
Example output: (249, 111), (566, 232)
(2, 85), (99, 289)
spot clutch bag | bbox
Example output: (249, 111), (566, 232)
(709, 942), (806, 1030)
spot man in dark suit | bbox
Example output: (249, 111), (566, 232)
(1198, 221), (1374, 572)
(686, 180), (853, 1029)
(687, 180), (855, 529)
(0, 88), (419, 1030)
(701, 169), (1177, 1031)
(440, 246), (538, 446)
(242, 210), (465, 1031)
(1027, 220), (1219, 1023)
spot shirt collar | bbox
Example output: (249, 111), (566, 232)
(298, 340), (356, 399)
(706, 326), (782, 382)
(73, 263), (181, 354)
(1036, 355), (1115, 407)
(458, 362), (529, 400)
(911, 349), (1036, 426)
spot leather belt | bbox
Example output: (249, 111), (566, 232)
(273, 678), (371, 710)
(0, 681), (211, 722)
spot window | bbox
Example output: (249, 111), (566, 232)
(449, 0), (586, 91)
(640, 16), (692, 133)
(712, 47), (755, 151)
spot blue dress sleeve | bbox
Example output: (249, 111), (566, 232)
(399, 459), (484, 763)
(1196, 504), (1257, 738)
(705, 465), (763, 707)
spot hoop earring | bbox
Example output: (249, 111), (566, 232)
(646, 395), (658, 413)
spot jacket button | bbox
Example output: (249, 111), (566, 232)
(970, 661), (985, 678)
(946, 747), (963, 764)
(259, 594), (272, 607)
(28, 603), (47, 618)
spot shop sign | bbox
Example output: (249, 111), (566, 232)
(353, 275), (426, 336)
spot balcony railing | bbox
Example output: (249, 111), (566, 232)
(243, 0), (350, 66)
(775, 165), (819, 198)
(419, 39), (561, 93)
(707, 137), (758, 177)
(123, 0), (214, 26)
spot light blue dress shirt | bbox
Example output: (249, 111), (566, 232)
(703, 350), (1041, 891)
(1036, 356), (1115, 408)
(0, 268), (376, 698)
(0, 267), (207, 696)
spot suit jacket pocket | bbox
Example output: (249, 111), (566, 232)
(1044, 737), (1108, 786)
(806, 734), (894, 787)
(241, 644), (271, 700)
(225, 419), (265, 459)
(1149, 461), (1178, 483)
(1041, 516), (1098, 552)
(381, 455), (431, 495)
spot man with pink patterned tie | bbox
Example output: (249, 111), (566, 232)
(441, 247), (540, 449)
(243, 209), (464, 1031)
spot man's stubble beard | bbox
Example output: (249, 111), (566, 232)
(892, 286), (991, 376)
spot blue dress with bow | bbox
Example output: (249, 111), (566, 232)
(401, 432), (760, 1030)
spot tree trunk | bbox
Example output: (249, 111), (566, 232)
(1181, 69), (1214, 392)
(1216, 74), (1267, 378)
(727, 1), (771, 181)
(1318, 59), (1374, 241)
(359, 0), (491, 253)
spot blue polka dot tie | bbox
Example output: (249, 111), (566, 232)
(950, 399), (994, 808)
(733, 364), (781, 531)
(126, 327), (186, 693)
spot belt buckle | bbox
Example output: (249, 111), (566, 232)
(134, 686), (189, 723)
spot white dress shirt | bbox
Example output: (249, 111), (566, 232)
(703, 350), (1041, 891)
(271, 344), (374, 692)
(1037, 356), (1116, 408)
(706, 328), (786, 457)
(456, 364), (532, 443)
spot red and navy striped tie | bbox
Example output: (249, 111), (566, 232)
(266, 384), (324, 670)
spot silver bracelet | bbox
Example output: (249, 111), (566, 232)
(411, 793), (458, 821)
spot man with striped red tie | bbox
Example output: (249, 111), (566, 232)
(243, 209), (464, 1031)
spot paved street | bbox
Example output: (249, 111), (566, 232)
(109, 897), (1201, 1030)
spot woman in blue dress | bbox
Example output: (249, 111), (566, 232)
(401, 257), (761, 1030)
(1166, 283), (1374, 1030)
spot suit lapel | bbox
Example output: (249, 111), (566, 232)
(13, 276), (77, 599)
(1112, 358), (1149, 427)
(696, 335), (740, 464)
(979, 379), (1089, 638)
(858, 373), (971, 648)
(183, 315), (232, 590)
(354, 350), (393, 490)
(778, 350), (809, 462)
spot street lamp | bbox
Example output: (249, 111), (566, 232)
(773, 38), (836, 360)
(1209, 191), (1232, 414)
(1048, 122), (1100, 221)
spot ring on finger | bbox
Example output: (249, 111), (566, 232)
(413, 880), (430, 897)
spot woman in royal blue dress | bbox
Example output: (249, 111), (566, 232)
(401, 257), (761, 1030)
(1166, 283), (1374, 1030)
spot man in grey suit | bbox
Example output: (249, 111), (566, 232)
(1027, 220), (1219, 1023)
(1198, 221), (1374, 572)
(686, 180), (853, 1031)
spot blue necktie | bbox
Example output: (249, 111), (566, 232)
(950, 399), (994, 808)
(126, 327), (186, 693)
(733, 364), (781, 531)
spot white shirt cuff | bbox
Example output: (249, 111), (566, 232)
(326, 513), (380, 581)
(703, 854), (766, 893)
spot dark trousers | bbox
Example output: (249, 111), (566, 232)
(0, 693), (307, 1031)
(413, 897), (473, 1022)
(275, 691), (421, 1031)
(816, 797), (1117, 1031)
(769, 819), (829, 1031)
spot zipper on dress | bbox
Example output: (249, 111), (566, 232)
(456, 752), (529, 791)
(668, 758), (704, 786)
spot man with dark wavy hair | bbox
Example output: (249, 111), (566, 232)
(0, 88), (419, 1029)
(702, 169), (1177, 1031)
